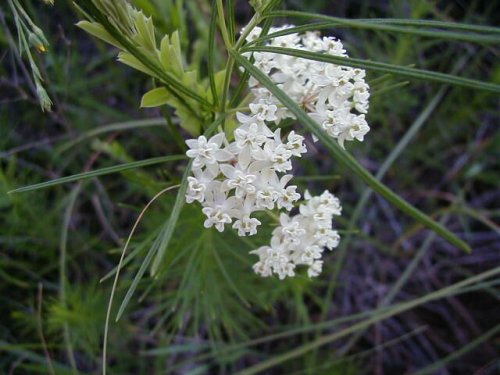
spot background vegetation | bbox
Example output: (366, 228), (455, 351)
(1, 0), (499, 374)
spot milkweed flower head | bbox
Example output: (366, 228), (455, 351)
(184, 25), (370, 278)
(251, 190), (341, 279)
(244, 25), (371, 148)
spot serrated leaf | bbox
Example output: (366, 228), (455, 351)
(140, 87), (172, 108)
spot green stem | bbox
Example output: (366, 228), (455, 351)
(217, 5), (261, 115)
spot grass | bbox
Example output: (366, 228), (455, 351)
(1, 0), (499, 374)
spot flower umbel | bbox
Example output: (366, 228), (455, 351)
(184, 25), (369, 278)
(250, 190), (342, 279)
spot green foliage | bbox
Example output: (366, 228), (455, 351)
(46, 283), (107, 356)
(77, 1), (215, 136)
(2, 0), (499, 374)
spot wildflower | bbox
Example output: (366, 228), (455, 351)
(185, 133), (233, 172)
(247, 25), (371, 148)
(250, 190), (342, 279)
(183, 25), (369, 278)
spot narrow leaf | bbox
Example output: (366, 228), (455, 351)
(242, 46), (500, 93)
(9, 155), (186, 194)
(150, 160), (192, 275)
(260, 11), (500, 44)
(265, 11), (500, 34)
(208, 0), (219, 106)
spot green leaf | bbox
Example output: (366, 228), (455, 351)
(8, 155), (186, 194)
(231, 50), (471, 253)
(259, 11), (500, 44)
(150, 159), (192, 276)
(170, 31), (184, 74)
(117, 51), (159, 78)
(55, 118), (168, 154)
(76, 21), (123, 49)
(159, 32), (184, 77)
(242, 46), (500, 93)
(140, 87), (172, 107)
(413, 323), (500, 375)
(265, 11), (500, 34)
(208, 0), (219, 106)
(133, 13), (156, 52)
(78, 1), (212, 109)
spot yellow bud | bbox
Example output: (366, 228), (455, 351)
(28, 33), (48, 53)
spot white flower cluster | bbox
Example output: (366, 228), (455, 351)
(244, 25), (371, 148)
(185, 117), (307, 236)
(183, 25), (370, 278)
(251, 190), (342, 279)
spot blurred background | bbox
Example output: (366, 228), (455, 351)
(1, 0), (499, 374)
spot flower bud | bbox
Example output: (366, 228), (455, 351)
(35, 82), (53, 112)
(28, 32), (48, 53)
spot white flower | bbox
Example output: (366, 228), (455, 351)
(278, 214), (306, 244)
(264, 140), (292, 172)
(220, 164), (257, 198)
(234, 123), (267, 151)
(185, 168), (217, 203)
(307, 260), (323, 278)
(233, 215), (261, 236)
(314, 228), (340, 250)
(246, 26), (370, 148)
(250, 190), (342, 279)
(186, 176), (205, 203)
(202, 206), (233, 232)
(276, 185), (300, 211)
(249, 102), (278, 122)
(243, 26), (262, 42)
(300, 245), (323, 264)
(185, 133), (233, 171)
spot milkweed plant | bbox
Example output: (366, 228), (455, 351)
(76, 0), (378, 281)
(73, 0), (482, 338)
(8, 0), (500, 373)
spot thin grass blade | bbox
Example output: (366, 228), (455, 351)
(9, 155), (186, 194)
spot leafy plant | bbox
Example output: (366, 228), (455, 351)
(2, 0), (499, 374)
